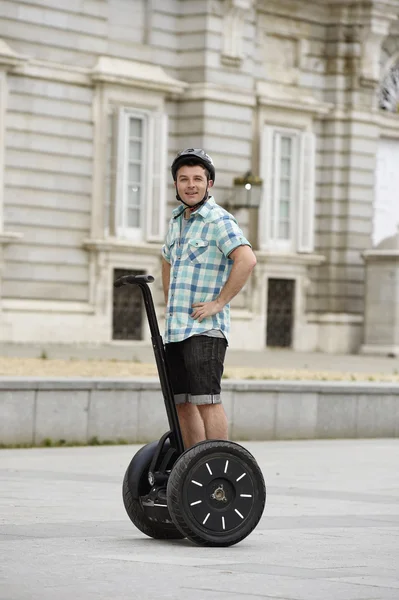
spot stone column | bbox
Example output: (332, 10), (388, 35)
(361, 231), (399, 356)
(312, 1), (397, 352)
(0, 41), (25, 328)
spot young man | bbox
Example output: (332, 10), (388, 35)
(161, 148), (256, 449)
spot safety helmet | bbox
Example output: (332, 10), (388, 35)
(171, 148), (215, 182)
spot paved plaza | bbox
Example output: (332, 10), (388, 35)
(1, 439), (399, 599)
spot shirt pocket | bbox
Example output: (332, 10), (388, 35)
(187, 238), (209, 265)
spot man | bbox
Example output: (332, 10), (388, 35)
(161, 148), (256, 449)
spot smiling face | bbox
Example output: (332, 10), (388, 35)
(175, 164), (213, 207)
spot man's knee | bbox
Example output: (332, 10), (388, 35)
(177, 402), (198, 419)
(197, 403), (225, 417)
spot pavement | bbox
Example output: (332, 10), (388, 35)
(1, 342), (399, 376)
(1, 439), (399, 600)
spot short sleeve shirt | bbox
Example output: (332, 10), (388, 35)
(161, 196), (251, 344)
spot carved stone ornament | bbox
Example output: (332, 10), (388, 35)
(359, 26), (392, 86)
(221, 0), (254, 67)
(379, 62), (399, 112)
(357, 4), (398, 88)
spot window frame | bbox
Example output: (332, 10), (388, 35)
(270, 129), (300, 251)
(259, 124), (315, 254)
(110, 106), (168, 244)
(116, 108), (149, 242)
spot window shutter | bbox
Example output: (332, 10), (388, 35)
(107, 107), (122, 236)
(114, 107), (127, 237)
(258, 125), (274, 250)
(145, 112), (168, 242)
(297, 131), (316, 253)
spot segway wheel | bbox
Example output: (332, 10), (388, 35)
(123, 443), (185, 540)
(167, 440), (266, 547)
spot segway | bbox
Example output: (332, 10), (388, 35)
(114, 273), (266, 546)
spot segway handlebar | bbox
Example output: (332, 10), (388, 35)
(114, 274), (154, 288)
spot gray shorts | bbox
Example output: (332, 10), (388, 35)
(165, 335), (227, 405)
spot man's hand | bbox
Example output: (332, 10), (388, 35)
(191, 299), (224, 322)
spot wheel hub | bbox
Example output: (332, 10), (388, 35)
(185, 455), (255, 533)
(207, 478), (235, 509)
(211, 485), (227, 502)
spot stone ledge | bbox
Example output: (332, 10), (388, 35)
(1, 378), (398, 445)
(0, 378), (398, 394)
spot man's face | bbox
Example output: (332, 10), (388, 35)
(175, 165), (213, 207)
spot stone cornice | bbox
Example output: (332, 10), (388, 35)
(377, 110), (399, 133)
(11, 55), (188, 98)
(12, 59), (90, 86)
(0, 39), (27, 70)
(91, 56), (187, 96)
(256, 82), (333, 116)
(307, 312), (363, 324)
(180, 82), (256, 107)
(362, 249), (399, 261)
(325, 107), (399, 129)
(83, 238), (161, 257)
(317, 0), (398, 12)
(0, 232), (23, 245)
(255, 250), (326, 267)
(257, 1), (397, 27)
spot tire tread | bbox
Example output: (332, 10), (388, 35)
(123, 470), (184, 540)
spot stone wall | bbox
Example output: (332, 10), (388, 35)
(1, 378), (398, 446)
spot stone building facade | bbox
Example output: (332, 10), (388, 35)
(0, 0), (398, 353)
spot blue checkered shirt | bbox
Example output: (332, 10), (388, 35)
(161, 196), (251, 344)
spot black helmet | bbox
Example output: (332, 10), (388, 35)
(171, 148), (215, 182)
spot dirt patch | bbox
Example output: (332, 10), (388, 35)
(1, 356), (399, 382)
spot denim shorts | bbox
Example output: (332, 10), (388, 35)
(165, 335), (227, 405)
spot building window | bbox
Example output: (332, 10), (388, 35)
(260, 126), (315, 253)
(121, 114), (146, 235)
(112, 268), (144, 340)
(110, 108), (168, 243)
(271, 132), (297, 244)
(266, 278), (295, 348)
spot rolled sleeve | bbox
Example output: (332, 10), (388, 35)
(162, 225), (173, 263)
(162, 243), (171, 263)
(216, 216), (251, 258)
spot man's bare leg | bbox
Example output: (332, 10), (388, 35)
(176, 403), (206, 449)
(197, 403), (228, 440)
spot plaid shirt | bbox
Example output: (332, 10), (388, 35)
(162, 196), (251, 344)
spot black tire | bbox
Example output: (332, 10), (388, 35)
(167, 440), (266, 547)
(122, 444), (185, 540)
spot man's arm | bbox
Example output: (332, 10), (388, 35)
(217, 245), (256, 307)
(191, 245), (256, 322)
(162, 258), (171, 304)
